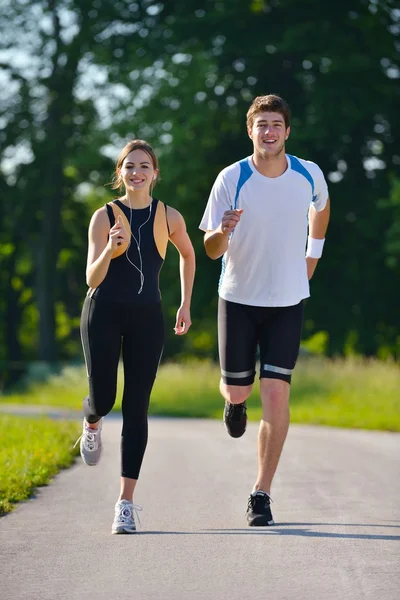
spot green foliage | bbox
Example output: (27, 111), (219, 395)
(0, 0), (158, 369)
(2, 359), (399, 432)
(0, 0), (399, 386)
(0, 415), (80, 515)
(287, 356), (400, 431)
(344, 330), (360, 357)
(302, 331), (329, 355)
(118, 0), (400, 359)
(382, 177), (400, 269)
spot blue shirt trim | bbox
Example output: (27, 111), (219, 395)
(233, 159), (253, 209)
(220, 158), (253, 290)
(218, 254), (226, 293)
(287, 154), (317, 202)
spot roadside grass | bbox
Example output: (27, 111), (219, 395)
(0, 358), (398, 515)
(151, 357), (400, 431)
(1, 357), (399, 431)
(0, 415), (80, 516)
(283, 356), (400, 431)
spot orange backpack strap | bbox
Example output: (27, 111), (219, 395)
(105, 202), (131, 259)
(153, 200), (169, 259)
(106, 202), (131, 237)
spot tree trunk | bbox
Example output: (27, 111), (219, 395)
(4, 252), (24, 388)
(36, 2), (81, 361)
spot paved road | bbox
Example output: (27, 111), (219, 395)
(1, 418), (399, 600)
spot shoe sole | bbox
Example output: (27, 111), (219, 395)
(111, 527), (137, 534)
(248, 517), (275, 526)
(81, 456), (102, 466)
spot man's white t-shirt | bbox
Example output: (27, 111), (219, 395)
(199, 154), (329, 307)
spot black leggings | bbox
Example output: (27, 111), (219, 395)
(80, 296), (164, 479)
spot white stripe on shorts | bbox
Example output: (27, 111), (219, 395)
(262, 364), (293, 376)
(221, 368), (254, 379)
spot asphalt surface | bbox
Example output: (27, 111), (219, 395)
(1, 417), (399, 600)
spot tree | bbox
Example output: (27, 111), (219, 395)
(0, 0), (159, 373)
(124, 0), (400, 356)
(1, 0), (399, 389)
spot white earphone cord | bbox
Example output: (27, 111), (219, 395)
(125, 197), (153, 295)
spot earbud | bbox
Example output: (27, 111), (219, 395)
(153, 175), (156, 181)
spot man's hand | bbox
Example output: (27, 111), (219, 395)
(306, 256), (319, 280)
(221, 209), (243, 235)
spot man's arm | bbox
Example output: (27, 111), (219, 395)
(306, 197), (330, 280)
(204, 209), (243, 260)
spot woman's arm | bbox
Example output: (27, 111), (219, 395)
(167, 207), (196, 335)
(86, 208), (129, 288)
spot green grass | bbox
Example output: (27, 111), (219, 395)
(154, 357), (400, 431)
(1, 357), (399, 431)
(0, 358), (398, 515)
(283, 356), (400, 431)
(0, 415), (80, 516)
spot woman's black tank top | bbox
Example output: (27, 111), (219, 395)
(91, 198), (169, 306)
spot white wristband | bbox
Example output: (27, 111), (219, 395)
(306, 236), (325, 259)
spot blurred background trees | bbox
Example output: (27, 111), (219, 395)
(0, 0), (399, 388)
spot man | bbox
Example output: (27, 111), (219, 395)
(199, 94), (330, 526)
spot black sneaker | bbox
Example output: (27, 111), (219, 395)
(246, 491), (275, 526)
(223, 401), (247, 438)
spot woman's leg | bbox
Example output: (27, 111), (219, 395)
(118, 303), (164, 501)
(80, 296), (122, 422)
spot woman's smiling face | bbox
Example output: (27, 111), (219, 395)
(120, 149), (158, 191)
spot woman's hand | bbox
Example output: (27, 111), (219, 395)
(107, 216), (129, 251)
(174, 304), (192, 335)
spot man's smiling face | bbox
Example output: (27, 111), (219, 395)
(248, 111), (290, 159)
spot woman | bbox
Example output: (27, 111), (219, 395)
(78, 139), (195, 534)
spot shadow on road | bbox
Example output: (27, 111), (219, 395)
(276, 522), (400, 529)
(136, 523), (400, 540)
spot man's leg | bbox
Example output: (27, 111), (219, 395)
(220, 382), (253, 437)
(219, 381), (252, 405)
(254, 378), (290, 495)
(247, 301), (303, 526)
(218, 297), (257, 437)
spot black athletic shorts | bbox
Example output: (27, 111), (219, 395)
(218, 297), (304, 386)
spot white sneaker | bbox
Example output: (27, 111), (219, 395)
(111, 500), (142, 534)
(74, 419), (103, 466)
